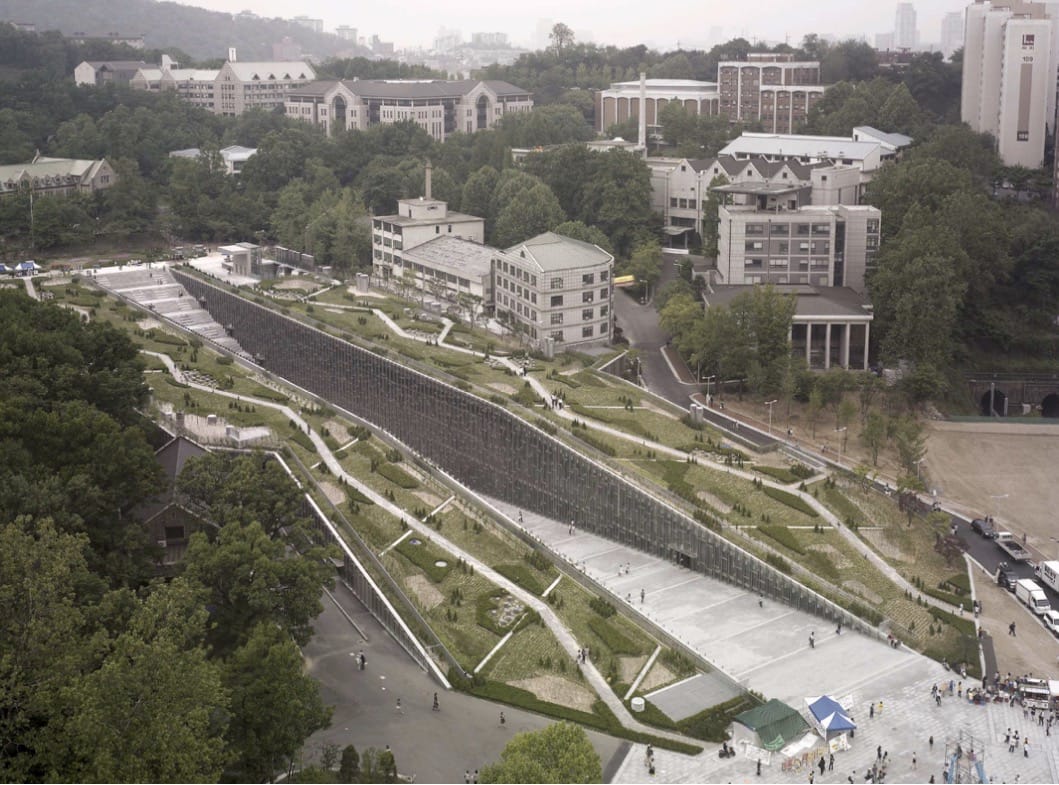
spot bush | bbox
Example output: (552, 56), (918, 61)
(753, 465), (800, 484)
(289, 429), (315, 452)
(346, 487), (374, 506)
(589, 596), (616, 618)
(765, 553), (792, 574)
(569, 428), (616, 456)
(762, 486), (819, 517)
(677, 695), (761, 742)
(394, 539), (452, 583)
(377, 462), (419, 489)
(215, 355), (234, 366)
(149, 330), (188, 347)
(512, 382), (542, 407)
(927, 605), (977, 636)
(494, 563), (546, 595)
(534, 418), (558, 436)
(759, 526), (806, 555)
(587, 616), (642, 656)
(164, 376), (190, 389)
(923, 586), (974, 613)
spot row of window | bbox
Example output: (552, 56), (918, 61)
(745, 222), (833, 237)
(669, 197), (699, 210)
(746, 240), (831, 254)
(496, 260), (538, 287)
(498, 276), (538, 304)
(548, 288), (609, 307)
(547, 305), (610, 325)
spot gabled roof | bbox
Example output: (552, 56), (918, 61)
(719, 133), (883, 162)
(85, 60), (149, 70)
(402, 236), (499, 279)
(164, 68), (220, 82)
(505, 232), (613, 273)
(224, 60), (316, 81)
(733, 699), (810, 751)
(290, 78), (529, 101)
(852, 125), (913, 150)
(131, 436), (209, 524)
(0, 157), (110, 190)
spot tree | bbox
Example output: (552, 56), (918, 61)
(893, 416), (926, 478)
(577, 149), (652, 257)
(223, 623), (333, 781)
(461, 166), (501, 226)
(481, 722), (601, 783)
(549, 23), (575, 52)
(624, 240), (663, 300)
(493, 183), (565, 248)
(551, 220), (613, 254)
(806, 387), (824, 439)
(339, 745), (360, 782)
(55, 579), (229, 783)
(182, 519), (334, 653)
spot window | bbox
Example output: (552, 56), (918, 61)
(531, 293), (537, 304)
(164, 525), (185, 541)
(600, 287), (608, 299)
(551, 276), (563, 289)
(582, 308), (594, 320)
(582, 291), (594, 303)
(435, 226), (440, 234)
(582, 325), (594, 338)
(689, 199), (697, 209)
(746, 241), (764, 251)
(582, 272), (594, 285)
(670, 198), (678, 207)
(745, 223), (766, 236)
(551, 330), (564, 342)
(550, 295), (564, 307)
(551, 312), (563, 325)
(600, 270), (609, 281)
(866, 219), (880, 234)
(678, 198), (688, 208)
(795, 224), (811, 236)
(600, 305), (609, 317)
(798, 241), (810, 252)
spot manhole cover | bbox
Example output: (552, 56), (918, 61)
(435, 560), (448, 568)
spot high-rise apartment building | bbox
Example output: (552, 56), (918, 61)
(941, 11), (965, 58)
(894, 3), (919, 49)
(962, 0), (1057, 168)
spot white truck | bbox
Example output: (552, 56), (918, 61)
(996, 531), (1031, 562)
(1015, 579), (1052, 616)
(1035, 560), (1059, 593)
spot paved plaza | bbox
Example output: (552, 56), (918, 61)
(481, 496), (1059, 784)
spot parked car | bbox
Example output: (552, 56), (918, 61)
(971, 517), (997, 538)
(1042, 610), (1059, 637)
(997, 566), (1017, 591)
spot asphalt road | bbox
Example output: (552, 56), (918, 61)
(302, 579), (629, 783)
(612, 261), (778, 450)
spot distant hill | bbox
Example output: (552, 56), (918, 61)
(0, 0), (366, 61)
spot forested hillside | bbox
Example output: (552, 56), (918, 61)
(0, 0), (363, 60)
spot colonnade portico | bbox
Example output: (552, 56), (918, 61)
(792, 320), (871, 370)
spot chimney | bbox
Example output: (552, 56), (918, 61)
(424, 160), (432, 200)
(228, 47), (237, 62)
(638, 72), (647, 157)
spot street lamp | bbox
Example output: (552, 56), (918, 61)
(914, 456), (926, 480)
(835, 426), (848, 462)
(764, 399), (777, 434)
(989, 492), (1009, 524)
(702, 374), (716, 404)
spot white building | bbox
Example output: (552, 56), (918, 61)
(0, 155), (117, 199)
(74, 60), (149, 87)
(594, 79), (720, 134)
(895, 2), (919, 50)
(286, 79), (533, 140)
(717, 128), (911, 182)
(499, 232), (614, 349)
(169, 145), (257, 175)
(962, 0), (1059, 169)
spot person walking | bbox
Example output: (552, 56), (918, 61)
(809, 631), (815, 649)
(1024, 738), (1030, 758)
(432, 692), (440, 711)
(464, 770), (470, 783)
(877, 700), (884, 716)
(499, 711), (506, 727)
(756, 759), (762, 776)
(1010, 621), (1017, 636)
(869, 703), (875, 719)
(912, 752), (917, 769)
(829, 753), (835, 771)
(819, 755), (826, 775)
(929, 735), (934, 750)
(641, 588), (645, 604)
(395, 697), (403, 714)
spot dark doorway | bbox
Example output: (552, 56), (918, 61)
(476, 95), (490, 130)
(1042, 393), (1059, 418)
(670, 548), (692, 569)
(980, 389), (1007, 417)
(332, 96), (347, 133)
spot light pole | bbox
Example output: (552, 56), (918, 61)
(914, 457), (926, 481)
(835, 426), (848, 462)
(702, 374), (716, 404)
(989, 492), (1008, 524)
(764, 399), (777, 434)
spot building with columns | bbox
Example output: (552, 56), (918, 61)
(703, 284), (872, 370)
(594, 79), (721, 134)
(717, 55), (825, 133)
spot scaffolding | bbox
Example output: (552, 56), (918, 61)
(944, 730), (987, 784)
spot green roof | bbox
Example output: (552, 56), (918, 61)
(733, 699), (810, 751)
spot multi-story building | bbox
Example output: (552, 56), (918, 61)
(498, 233), (614, 349)
(291, 16), (323, 33)
(286, 79), (532, 140)
(131, 58), (316, 116)
(717, 55), (825, 133)
(335, 26), (358, 41)
(962, 0), (1058, 169)
(68, 32), (145, 49)
(0, 154), (117, 199)
(74, 60), (149, 87)
(894, 2), (919, 49)
(941, 11), (966, 58)
(371, 179), (613, 350)
(594, 78), (720, 134)
(715, 202), (880, 293)
(647, 154), (862, 240)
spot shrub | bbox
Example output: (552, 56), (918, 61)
(164, 376), (190, 389)
(765, 553), (792, 574)
(759, 526), (806, 555)
(512, 382), (543, 407)
(762, 486), (819, 517)
(677, 695), (761, 742)
(290, 429), (315, 452)
(346, 487), (374, 506)
(753, 465), (800, 484)
(534, 418), (558, 436)
(569, 428), (616, 456)
(215, 355), (234, 366)
(589, 596), (616, 618)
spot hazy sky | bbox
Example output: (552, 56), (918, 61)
(190, 0), (969, 50)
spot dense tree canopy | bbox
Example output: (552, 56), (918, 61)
(481, 722), (602, 783)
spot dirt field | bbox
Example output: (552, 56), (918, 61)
(928, 421), (1059, 680)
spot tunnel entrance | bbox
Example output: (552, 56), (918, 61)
(980, 389), (1007, 416)
(1042, 393), (1059, 418)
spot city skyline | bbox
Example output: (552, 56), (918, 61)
(192, 0), (969, 51)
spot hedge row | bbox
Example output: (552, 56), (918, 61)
(677, 695), (761, 742)
(927, 605), (977, 637)
(587, 616), (642, 656)
(569, 428), (617, 456)
(346, 487), (374, 506)
(494, 563), (546, 596)
(753, 465), (800, 484)
(923, 587), (974, 613)
(377, 462), (419, 489)
(762, 486), (819, 517)
(290, 429), (315, 452)
(759, 525), (806, 555)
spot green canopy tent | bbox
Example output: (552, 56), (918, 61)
(730, 698), (811, 752)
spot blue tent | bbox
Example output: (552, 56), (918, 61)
(806, 695), (856, 737)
